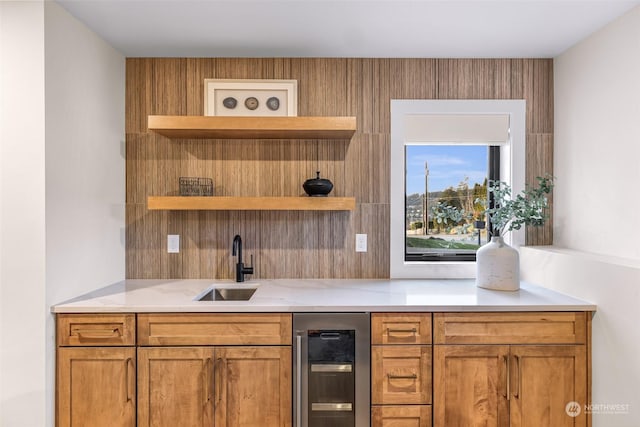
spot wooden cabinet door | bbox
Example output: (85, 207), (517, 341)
(372, 345), (432, 405)
(137, 347), (215, 427)
(57, 347), (135, 427)
(214, 346), (291, 427)
(372, 405), (432, 427)
(509, 345), (587, 427)
(433, 345), (509, 427)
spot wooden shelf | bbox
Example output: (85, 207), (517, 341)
(147, 196), (356, 211)
(148, 115), (356, 139)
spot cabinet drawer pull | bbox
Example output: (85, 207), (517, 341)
(386, 327), (417, 335)
(124, 357), (134, 403)
(215, 357), (224, 404)
(503, 355), (509, 401)
(514, 355), (521, 399)
(387, 373), (418, 380)
(72, 328), (121, 338)
(203, 358), (213, 405)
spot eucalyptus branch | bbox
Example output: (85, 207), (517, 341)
(481, 175), (554, 237)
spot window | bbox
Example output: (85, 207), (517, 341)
(405, 144), (499, 262)
(390, 100), (526, 279)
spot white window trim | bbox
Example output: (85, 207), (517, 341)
(390, 99), (526, 279)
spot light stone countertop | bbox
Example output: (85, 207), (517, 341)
(51, 279), (596, 313)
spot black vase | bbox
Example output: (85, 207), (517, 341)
(303, 171), (333, 197)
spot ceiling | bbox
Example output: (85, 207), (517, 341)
(55, 0), (640, 58)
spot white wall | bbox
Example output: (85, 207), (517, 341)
(0, 2), (125, 425)
(521, 5), (640, 427)
(44, 0), (125, 322)
(44, 1), (126, 425)
(521, 248), (640, 426)
(553, 5), (640, 260)
(0, 2), (47, 426)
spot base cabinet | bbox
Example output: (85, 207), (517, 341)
(56, 311), (590, 427)
(433, 313), (589, 427)
(371, 314), (433, 427)
(56, 313), (291, 427)
(56, 314), (136, 427)
(137, 346), (291, 427)
(434, 345), (586, 427)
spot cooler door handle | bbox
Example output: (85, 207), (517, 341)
(310, 364), (352, 373)
(296, 333), (302, 427)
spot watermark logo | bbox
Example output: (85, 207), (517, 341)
(566, 401), (631, 417)
(566, 401), (581, 417)
(585, 403), (631, 415)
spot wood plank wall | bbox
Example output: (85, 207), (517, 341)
(126, 58), (553, 279)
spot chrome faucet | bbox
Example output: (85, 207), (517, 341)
(232, 234), (254, 282)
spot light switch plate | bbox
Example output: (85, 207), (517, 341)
(167, 234), (180, 253)
(356, 234), (367, 252)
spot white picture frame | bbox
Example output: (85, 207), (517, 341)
(204, 79), (298, 116)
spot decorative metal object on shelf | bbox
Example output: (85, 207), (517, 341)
(266, 96), (280, 111)
(179, 177), (213, 196)
(303, 171), (334, 197)
(222, 97), (237, 109)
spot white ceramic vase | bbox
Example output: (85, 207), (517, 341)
(476, 236), (520, 291)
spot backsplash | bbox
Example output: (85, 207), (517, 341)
(125, 58), (553, 279)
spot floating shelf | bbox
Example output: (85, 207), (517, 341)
(148, 115), (357, 139)
(147, 196), (356, 211)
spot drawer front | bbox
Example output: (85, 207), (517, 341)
(372, 313), (432, 345)
(372, 346), (432, 405)
(137, 313), (292, 346)
(372, 405), (432, 427)
(57, 314), (135, 346)
(433, 312), (587, 345)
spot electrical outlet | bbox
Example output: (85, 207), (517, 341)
(167, 234), (180, 253)
(356, 234), (367, 252)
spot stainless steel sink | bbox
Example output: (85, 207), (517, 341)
(196, 287), (257, 301)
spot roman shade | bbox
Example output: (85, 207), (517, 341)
(404, 114), (510, 145)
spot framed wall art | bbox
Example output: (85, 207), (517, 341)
(204, 79), (298, 117)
